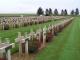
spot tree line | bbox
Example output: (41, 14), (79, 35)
(37, 7), (79, 16)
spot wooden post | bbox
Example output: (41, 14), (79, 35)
(25, 32), (30, 54)
(42, 26), (47, 47)
(7, 49), (11, 60)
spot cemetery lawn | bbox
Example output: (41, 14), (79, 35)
(35, 16), (80, 60)
(0, 19), (63, 53)
(0, 13), (36, 17)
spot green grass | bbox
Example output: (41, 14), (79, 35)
(0, 19), (63, 53)
(0, 13), (36, 17)
(35, 16), (80, 60)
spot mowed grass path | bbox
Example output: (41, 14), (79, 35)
(35, 17), (80, 60)
(0, 19), (63, 53)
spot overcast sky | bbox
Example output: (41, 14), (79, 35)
(0, 0), (79, 14)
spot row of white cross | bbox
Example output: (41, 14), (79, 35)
(0, 17), (73, 60)
(15, 17), (73, 55)
(0, 16), (65, 30)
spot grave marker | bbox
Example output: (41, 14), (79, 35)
(15, 32), (25, 55)
(0, 38), (15, 60)
(42, 26), (47, 47)
(36, 29), (42, 50)
(24, 32), (30, 54)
